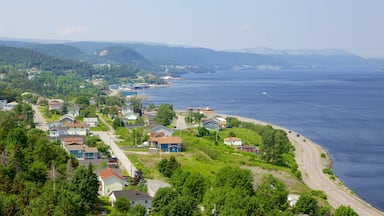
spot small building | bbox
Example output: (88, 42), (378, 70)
(48, 99), (64, 111)
(236, 145), (258, 154)
(84, 117), (99, 128)
(63, 143), (99, 160)
(150, 125), (173, 137)
(60, 114), (75, 125)
(202, 119), (220, 131)
(0, 100), (7, 110)
(66, 122), (89, 136)
(224, 137), (242, 146)
(109, 190), (152, 211)
(98, 169), (126, 196)
(149, 136), (182, 152)
(3, 102), (19, 111)
(48, 122), (68, 138)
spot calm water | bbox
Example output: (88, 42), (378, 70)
(139, 69), (384, 211)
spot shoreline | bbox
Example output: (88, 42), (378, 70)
(220, 113), (383, 216)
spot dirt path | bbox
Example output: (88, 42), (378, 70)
(32, 104), (48, 131)
(222, 114), (383, 216)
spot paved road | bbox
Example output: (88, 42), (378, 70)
(32, 104), (48, 131)
(222, 114), (383, 216)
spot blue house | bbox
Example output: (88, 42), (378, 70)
(149, 136), (182, 152)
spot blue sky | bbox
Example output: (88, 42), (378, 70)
(1, 0), (383, 57)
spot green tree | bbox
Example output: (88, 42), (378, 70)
(333, 205), (358, 216)
(130, 204), (147, 216)
(197, 126), (209, 137)
(151, 187), (178, 215)
(113, 117), (125, 129)
(168, 195), (199, 216)
(214, 166), (254, 196)
(114, 197), (131, 213)
(255, 174), (289, 212)
(154, 104), (175, 126)
(70, 165), (99, 212)
(294, 194), (318, 216)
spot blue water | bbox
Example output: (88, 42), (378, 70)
(139, 68), (384, 211)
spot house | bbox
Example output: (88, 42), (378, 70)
(224, 137), (242, 146)
(202, 118), (220, 131)
(48, 99), (64, 111)
(236, 145), (258, 154)
(150, 125), (173, 137)
(62, 135), (98, 159)
(48, 122), (68, 138)
(59, 114), (75, 125)
(66, 122), (89, 136)
(84, 147), (99, 159)
(109, 190), (152, 211)
(84, 117), (99, 128)
(0, 100), (7, 110)
(187, 107), (216, 119)
(149, 136), (182, 152)
(3, 102), (19, 111)
(98, 169), (126, 196)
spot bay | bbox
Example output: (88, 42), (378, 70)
(139, 68), (384, 211)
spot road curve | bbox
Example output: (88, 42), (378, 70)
(222, 114), (383, 216)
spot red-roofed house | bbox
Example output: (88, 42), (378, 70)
(98, 169), (127, 196)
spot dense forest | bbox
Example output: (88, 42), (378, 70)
(0, 104), (100, 215)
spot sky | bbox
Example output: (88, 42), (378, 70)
(1, 0), (384, 57)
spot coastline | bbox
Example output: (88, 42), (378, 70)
(220, 113), (384, 216)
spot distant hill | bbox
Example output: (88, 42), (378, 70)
(0, 45), (93, 76)
(1, 39), (384, 72)
(90, 46), (152, 68)
(29, 44), (85, 59)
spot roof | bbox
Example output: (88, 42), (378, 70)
(150, 132), (166, 138)
(60, 114), (75, 121)
(150, 125), (173, 133)
(63, 137), (84, 144)
(99, 169), (124, 180)
(85, 147), (98, 153)
(112, 190), (152, 201)
(65, 144), (85, 151)
(150, 136), (182, 144)
(224, 137), (242, 142)
(66, 122), (87, 128)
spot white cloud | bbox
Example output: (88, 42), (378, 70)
(57, 25), (90, 36)
(239, 23), (251, 31)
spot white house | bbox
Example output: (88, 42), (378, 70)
(98, 169), (126, 196)
(66, 122), (89, 136)
(224, 137), (242, 146)
(109, 190), (152, 211)
(83, 117), (99, 128)
(48, 122), (67, 138)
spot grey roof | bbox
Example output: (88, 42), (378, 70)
(112, 190), (152, 200)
